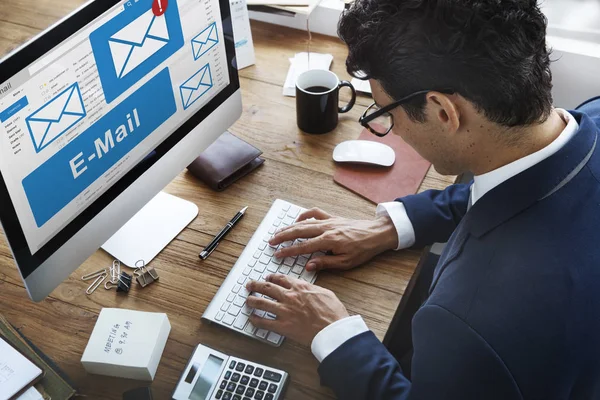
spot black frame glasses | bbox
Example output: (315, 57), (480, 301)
(359, 89), (455, 137)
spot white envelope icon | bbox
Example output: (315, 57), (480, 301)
(192, 23), (218, 60)
(26, 83), (86, 153)
(180, 64), (213, 110)
(109, 11), (170, 79)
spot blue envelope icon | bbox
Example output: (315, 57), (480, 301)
(180, 64), (213, 110)
(192, 22), (219, 61)
(26, 83), (86, 153)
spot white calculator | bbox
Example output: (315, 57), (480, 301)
(172, 344), (289, 400)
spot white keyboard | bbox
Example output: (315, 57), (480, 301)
(202, 199), (321, 346)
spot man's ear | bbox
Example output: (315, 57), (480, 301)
(426, 92), (461, 134)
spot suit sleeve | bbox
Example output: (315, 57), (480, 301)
(398, 183), (471, 248)
(318, 304), (522, 400)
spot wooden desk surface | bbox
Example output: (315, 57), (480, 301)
(0, 3), (455, 399)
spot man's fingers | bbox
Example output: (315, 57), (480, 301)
(275, 239), (325, 259)
(246, 296), (280, 314)
(249, 315), (279, 332)
(296, 208), (332, 223)
(246, 280), (286, 301)
(306, 255), (349, 271)
(267, 274), (293, 289)
(270, 224), (325, 246)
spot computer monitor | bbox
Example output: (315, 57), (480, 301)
(0, 0), (241, 301)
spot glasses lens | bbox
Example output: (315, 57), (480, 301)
(364, 105), (392, 135)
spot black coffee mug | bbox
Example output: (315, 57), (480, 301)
(296, 70), (357, 134)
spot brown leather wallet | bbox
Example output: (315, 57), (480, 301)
(187, 131), (265, 191)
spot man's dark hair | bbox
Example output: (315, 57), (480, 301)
(338, 0), (553, 127)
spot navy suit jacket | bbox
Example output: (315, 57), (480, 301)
(318, 98), (600, 400)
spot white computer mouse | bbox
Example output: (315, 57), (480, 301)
(333, 140), (396, 167)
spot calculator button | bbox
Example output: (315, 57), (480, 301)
(236, 363), (246, 372)
(225, 371), (232, 380)
(268, 384), (277, 393)
(245, 365), (255, 375)
(258, 381), (268, 391)
(249, 378), (259, 387)
(227, 382), (237, 392)
(254, 368), (264, 377)
(230, 361), (237, 369)
(245, 387), (255, 397)
(265, 395), (274, 400)
(236, 385), (246, 395)
(244, 398), (252, 400)
(263, 371), (282, 383)
(222, 392), (231, 400)
(220, 381), (227, 389)
(216, 390), (223, 399)
(255, 392), (264, 400)
(233, 396), (241, 400)
(241, 375), (250, 385)
(232, 373), (240, 383)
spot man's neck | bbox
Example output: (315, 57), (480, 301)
(469, 109), (568, 176)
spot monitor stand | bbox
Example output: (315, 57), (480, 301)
(101, 191), (199, 267)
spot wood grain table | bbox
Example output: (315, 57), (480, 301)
(0, 2), (455, 399)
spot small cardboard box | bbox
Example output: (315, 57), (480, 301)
(81, 308), (171, 381)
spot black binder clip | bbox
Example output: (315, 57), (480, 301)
(117, 271), (133, 293)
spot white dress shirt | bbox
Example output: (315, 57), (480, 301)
(311, 109), (579, 363)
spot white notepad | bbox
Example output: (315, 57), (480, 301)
(0, 338), (43, 400)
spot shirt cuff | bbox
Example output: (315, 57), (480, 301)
(311, 315), (369, 363)
(376, 202), (416, 250)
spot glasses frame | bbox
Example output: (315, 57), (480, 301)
(359, 88), (455, 137)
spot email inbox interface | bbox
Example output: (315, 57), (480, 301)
(0, 0), (230, 254)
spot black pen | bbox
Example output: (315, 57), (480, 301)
(200, 206), (248, 260)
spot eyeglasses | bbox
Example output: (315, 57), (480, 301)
(359, 89), (455, 137)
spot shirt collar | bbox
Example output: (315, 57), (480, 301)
(471, 109), (579, 205)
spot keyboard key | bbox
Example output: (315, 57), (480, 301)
(216, 389), (224, 399)
(234, 296), (246, 307)
(259, 255), (271, 265)
(222, 392), (231, 400)
(254, 263), (266, 273)
(227, 293), (236, 303)
(223, 314), (235, 326)
(234, 314), (249, 330)
(253, 309), (266, 318)
(266, 262), (279, 273)
(280, 241), (293, 248)
(241, 374), (251, 384)
(272, 219), (281, 227)
(280, 221), (290, 227)
(241, 303), (254, 316)
(282, 204), (291, 212)
(263, 234), (271, 242)
(267, 332), (281, 344)
(245, 365), (255, 375)
(283, 216), (295, 225)
(256, 329), (268, 339)
(258, 242), (267, 251)
(272, 257), (283, 265)
(230, 361), (237, 369)
(238, 276), (247, 285)
(239, 287), (250, 298)
(232, 284), (241, 294)
(259, 381), (268, 391)
(292, 264), (304, 275)
(232, 373), (241, 382)
(268, 227), (276, 235)
(268, 384), (277, 393)
(250, 377), (259, 387)
(278, 265), (291, 275)
(221, 303), (230, 312)
(300, 268), (316, 283)
(246, 387), (255, 397)
(236, 363), (246, 372)
(236, 385), (246, 395)
(283, 256), (296, 266)
(289, 272), (301, 280)
(245, 322), (257, 334)
(296, 256), (308, 267)
(255, 392), (264, 400)
(248, 259), (257, 268)
(288, 206), (300, 218)
(225, 371), (232, 379)
(228, 305), (242, 316)
(228, 382), (237, 391)
(243, 267), (252, 276)
(277, 211), (286, 219)
(265, 394), (274, 400)
(265, 312), (276, 320)
(263, 371), (282, 383)
(253, 251), (261, 259)
(215, 311), (224, 321)
(221, 381), (227, 389)
(254, 368), (264, 377)
(249, 270), (261, 281)
(264, 247), (276, 256)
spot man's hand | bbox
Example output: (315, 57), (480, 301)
(271, 208), (398, 272)
(246, 274), (349, 347)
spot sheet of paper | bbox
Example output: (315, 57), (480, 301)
(0, 338), (42, 400)
(351, 78), (372, 95)
(16, 387), (44, 400)
(230, 0), (256, 69)
(283, 52), (334, 96)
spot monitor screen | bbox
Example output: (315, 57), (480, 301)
(0, 0), (238, 278)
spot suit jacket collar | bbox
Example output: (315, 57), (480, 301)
(465, 111), (599, 238)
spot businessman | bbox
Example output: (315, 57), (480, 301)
(246, 0), (600, 398)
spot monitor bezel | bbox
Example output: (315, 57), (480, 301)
(0, 0), (240, 279)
